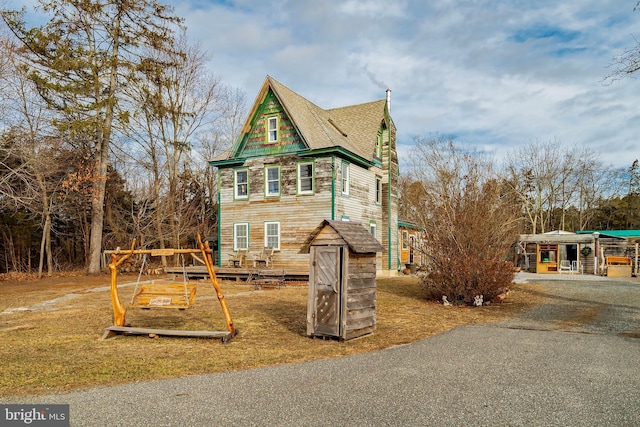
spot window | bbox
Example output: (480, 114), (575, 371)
(540, 244), (557, 263)
(297, 161), (314, 194)
(267, 116), (278, 142)
(402, 230), (409, 250)
(234, 169), (248, 199)
(341, 162), (350, 195)
(234, 223), (249, 250)
(369, 221), (377, 238)
(375, 176), (382, 204)
(375, 132), (382, 158)
(264, 221), (280, 250)
(341, 215), (350, 221)
(265, 165), (280, 197)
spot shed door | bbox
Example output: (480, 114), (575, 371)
(310, 246), (343, 337)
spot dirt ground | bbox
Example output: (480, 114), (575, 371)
(0, 271), (540, 398)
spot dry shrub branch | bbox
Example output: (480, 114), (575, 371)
(405, 137), (521, 304)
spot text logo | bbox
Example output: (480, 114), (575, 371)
(1, 404), (69, 427)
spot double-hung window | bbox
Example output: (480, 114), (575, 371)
(234, 169), (249, 199)
(297, 161), (314, 194)
(265, 165), (280, 197)
(341, 162), (350, 195)
(264, 221), (280, 250)
(234, 223), (249, 251)
(375, 176), (382, 204)
(267, 116), (278, 142)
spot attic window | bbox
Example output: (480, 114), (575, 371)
(375, 132), (382, 157)
(268, 116), (278, 142)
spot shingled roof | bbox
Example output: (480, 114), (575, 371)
(214, 76), (391, 162)
(299, 220), (385, 254)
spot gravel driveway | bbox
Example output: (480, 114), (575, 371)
(2, 274), (639, 426)
(507, 272), (640, 337)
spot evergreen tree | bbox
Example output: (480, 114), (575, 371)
(1, 0), (184, 273)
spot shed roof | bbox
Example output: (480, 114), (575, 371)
(299, 220), (385, 254)
(518, 233), (595, 244)
(576, 230), (640, 239)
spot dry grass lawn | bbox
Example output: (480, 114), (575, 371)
(0, 272), (545, 398)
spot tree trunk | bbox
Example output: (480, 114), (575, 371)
(87, 7), (122, 274)
(37, 213), (53, 279)
(87, 155), (108, 273)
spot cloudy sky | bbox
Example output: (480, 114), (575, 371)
(171, 0), (640, 170)
(10, 0), (640, 169)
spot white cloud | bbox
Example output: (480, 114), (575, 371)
(11, 0), (640, 168)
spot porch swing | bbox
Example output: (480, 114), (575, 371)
(129, 253), (196, 309)
(101, 234), (237, 342)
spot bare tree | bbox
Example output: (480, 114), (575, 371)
(505, 141), (618, 233)
(0, 36), (67, 277)
(121, 32), (225, 258)
(504, 141), (567, 234)
(2, 1), (184, 273)
(604, 2), (640, 83)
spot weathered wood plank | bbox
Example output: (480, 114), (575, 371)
(344, 315), (376, 330)
(101, 326), (233, 342)
(347, 298), (376, 311)
(345, 325), (375, 340)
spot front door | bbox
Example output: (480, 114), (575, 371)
(308, 246), (343, 337)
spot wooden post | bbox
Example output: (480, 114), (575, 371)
(198, 234), (237, 337)
(108, 240), (136, 326)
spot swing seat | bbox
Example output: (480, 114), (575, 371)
(130, 281), (197, 309)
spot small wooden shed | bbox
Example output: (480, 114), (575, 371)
(300, 220), (385, 340)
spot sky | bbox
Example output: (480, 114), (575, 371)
(171, 0), (640, 170)
(10, 0), (640, 170)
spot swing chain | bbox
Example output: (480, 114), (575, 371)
(130, 253), (148, 305)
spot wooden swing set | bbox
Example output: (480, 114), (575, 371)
(101, 234), (237, 342)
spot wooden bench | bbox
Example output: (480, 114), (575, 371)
(130, 281), (197, 309)
(606, 256), (632, 277)
(248, 270), (286, 290)
(606, 256), (631, 266)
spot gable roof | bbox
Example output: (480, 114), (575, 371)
(299, 220), (385, 254)
(214, 76), (392, 163)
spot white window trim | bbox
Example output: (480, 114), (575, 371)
(234, 169), (249, 200)
(267, 116), (278, 142)
(297, 161), (314, 195)
(341, 162), (350, 196)
(233, 222), (249, 251)
(264, 221), (280, 250)
(369, 221), (377, 238)
(375, 176), (382, 204)
(265, 165), (281, 197)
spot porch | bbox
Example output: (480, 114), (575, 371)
(164, 265), (309, 284)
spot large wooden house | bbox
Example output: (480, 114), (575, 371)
(209, 76), (400, 274)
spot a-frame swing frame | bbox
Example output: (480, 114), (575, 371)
(101, 234), (237, 342)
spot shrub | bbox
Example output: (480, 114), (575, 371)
(404, 137), (520, 305)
